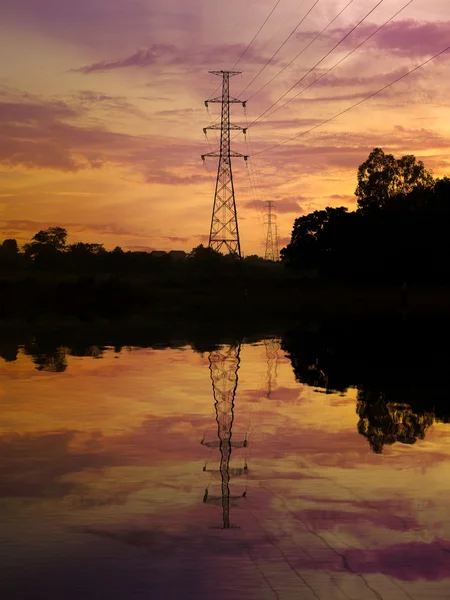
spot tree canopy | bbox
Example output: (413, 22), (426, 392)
(282, 149), (450, 281)
(32, 227), (68, 250)
(355, 147), (434, 212)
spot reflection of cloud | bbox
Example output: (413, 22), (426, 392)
(0, 413), (212, 499)
(0, 431), (92, 498)
(342, 540), (450, 581)
(293, 507), (421, 533)
(245, 386), (304, 404)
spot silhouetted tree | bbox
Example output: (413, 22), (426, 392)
(281, 206), (349, 271)
(1, 239), (19, 255)
(355, 147), (434, 212)
(0, 238), (21, 270)
(24, 227), (68, 265)
(32, 227), (67, 250)
(188, 244), (224, 262)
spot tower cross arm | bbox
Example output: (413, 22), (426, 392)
(204, 123), (247, 133)
(208, 70), (241, 76)
(205, 97), (246, 107)
(201, 151), (248, 160)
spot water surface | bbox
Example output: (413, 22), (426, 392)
(1, 334), (450, 599)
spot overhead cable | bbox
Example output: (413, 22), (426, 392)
(252, 45), (450, 155)
(248, 0), (385, 126)
(246, 0), (355, 101)
(238, 0), (322, 97)
(255, 0), (414, 122)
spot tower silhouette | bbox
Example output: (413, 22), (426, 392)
(201, 343), (247, 529)
(202, 71), (248, 257)
(264, 200), (279, 261)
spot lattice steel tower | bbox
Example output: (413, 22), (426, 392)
(202, 71), (248, 257)
(264, 200), (279, 261)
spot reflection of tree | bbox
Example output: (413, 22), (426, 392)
(283, 319), (450, 453)
(20, 339), (106, 372)
(0, 341), (18, 362)
(357, 392), (435, 454)
(23, 344), (69, 372)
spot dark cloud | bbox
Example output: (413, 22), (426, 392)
(0, 220), (153, 242)
(164, 235), (189, 243)
(0, 431), (101, 498)
(74, 45), (174, 74)
(293, 507), (421, 533)
(330, 19), (450, 58)
(328, 194), (355, 203)
(342, 540), (450, 581)
(74, 42), (284, 74)
(244, 198), (305, 214)
(0, 95), (204, 175)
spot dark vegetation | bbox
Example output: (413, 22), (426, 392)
(282, 317), (450, 454)
(1, 313), (449, 455)
(1, 148), (450, 320)
(282, 148), (450, 281)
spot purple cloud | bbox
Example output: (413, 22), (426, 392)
(244, 198), (305, 214)
(350, 19), (450, 58)
(74, 45), (174, 74)
(0, 94), (205, 176)
(74, 42), (284, 75)
(343, 540), (450, 581)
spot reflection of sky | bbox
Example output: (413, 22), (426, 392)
(1, 342), (450, 599)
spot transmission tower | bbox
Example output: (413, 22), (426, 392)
(201, 343), (247, 529)
(264, 200), (279, 261)
(275, 222), (280, 260)
(202, 71), (248, 257)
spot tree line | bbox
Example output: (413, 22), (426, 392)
(0, 227), (277, 275)
(281, 148), (450, 281)
(2, 147), (449, 283)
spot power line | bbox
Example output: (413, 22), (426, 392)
(238, 0), (322, 98)
(258, 0), (308, 56)
(246, 0), (355, 101)
(209, 0), (284, 101)
(252, 45), (450, 155)
(232, 0), (284, 70)
(248, 0), (385, 127)
(256, 0), (414, 122)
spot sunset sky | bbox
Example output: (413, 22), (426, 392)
(1, 0), (449, 255)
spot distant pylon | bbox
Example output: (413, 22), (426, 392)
(202, 71), (248, 257)
(275, 222), (280, 260)
(264, 200), (279, 261)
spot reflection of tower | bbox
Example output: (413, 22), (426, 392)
(264, 338), (281, 399)
(201, 343), (247, 529)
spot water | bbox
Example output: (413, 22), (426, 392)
(1, 329), (450, 599)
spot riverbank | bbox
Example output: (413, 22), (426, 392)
(1, 273), (449, 322)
